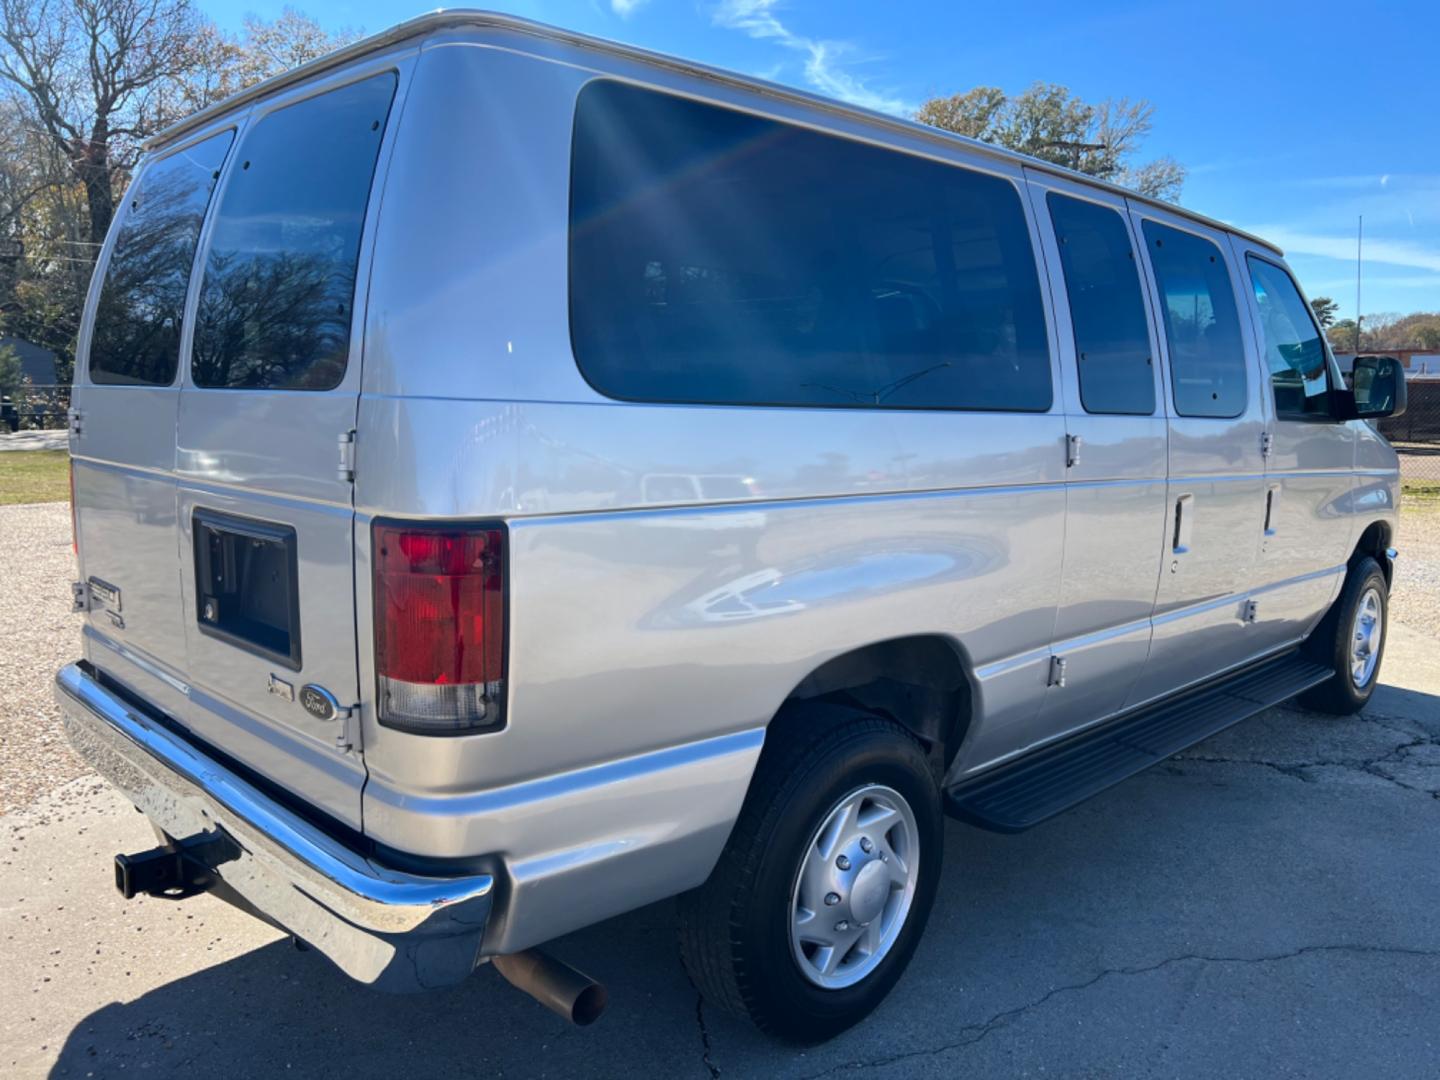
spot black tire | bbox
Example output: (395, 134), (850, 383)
(1298, 556), (1388, 715)
(677, 702), (942, 1043)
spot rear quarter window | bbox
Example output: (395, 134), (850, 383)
(88, 131), (234, 386)
(569, 80), (1052, 412)
(191, 72), (396, 390)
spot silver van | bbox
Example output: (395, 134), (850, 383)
(56, 10), (1407, 1041)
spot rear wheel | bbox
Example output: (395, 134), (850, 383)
(677, 703), (942, 1042)
(1299, 556), (1388, 715)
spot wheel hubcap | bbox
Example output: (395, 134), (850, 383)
(1349, 586), (1383, 689)
(788, 784), (918, 990)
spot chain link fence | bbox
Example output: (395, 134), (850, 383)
(1380, 379), (1440, 493)
(1, 384), (70, 432)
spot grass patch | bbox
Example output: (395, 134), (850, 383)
(1401, 484), (1440, 508)
(0, 450), (69, 505)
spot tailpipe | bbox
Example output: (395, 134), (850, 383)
(492, 949), (608, 1026)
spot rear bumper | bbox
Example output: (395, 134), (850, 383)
(55, 661), (494, 992)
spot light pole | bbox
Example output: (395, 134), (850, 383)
(1355, 215), (1363, 353)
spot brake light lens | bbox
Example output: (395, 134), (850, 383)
(373, 522), (506, 735)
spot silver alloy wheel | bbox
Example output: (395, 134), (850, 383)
(788, 783), (918, 990)
(1349, 586), (1384, 688)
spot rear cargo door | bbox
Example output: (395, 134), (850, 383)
(71, 126), (236, 675)
(174, 69), (401, 822)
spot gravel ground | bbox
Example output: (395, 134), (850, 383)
(1393, 499), (1440, 639)
(0, 431), (69, 452)
(0, 503), (85, 813)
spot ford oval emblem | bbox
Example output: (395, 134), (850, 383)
(299, 684), (339, 721)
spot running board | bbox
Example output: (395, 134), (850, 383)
(946, 651), (1332, 833)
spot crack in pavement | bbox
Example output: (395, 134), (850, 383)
(693, 991), (721, 1079)
(795, 944), (1440, 1080)
(680, 952), (722, 1079)
(1174, 730), (1440, 798)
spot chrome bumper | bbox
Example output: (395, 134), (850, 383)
(55, 662), (495, 992)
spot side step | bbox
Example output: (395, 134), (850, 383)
(946, 651), (1332, 832)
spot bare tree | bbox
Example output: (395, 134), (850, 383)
(0, 0), (210, 248)
(916, 82), (1186, 202)
(170, 7), (360, 113)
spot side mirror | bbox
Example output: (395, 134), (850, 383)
(1336, 355), (1407, 421)
(1350, 355), (1407, 419)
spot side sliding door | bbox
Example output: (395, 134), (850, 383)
(1023, 171), (1168, 742)
(1125, 205), (1268, 707)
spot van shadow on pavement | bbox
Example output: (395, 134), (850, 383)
(49, 683), (1440, 1079)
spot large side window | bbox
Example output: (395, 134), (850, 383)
(1046, 193), (1155, 415)
(1246, 256), (1331, 419)
(192, 72), (397, 390)
(1142, 221), (1248, 418)
(569, 80), (1052, 412)
(89, 131), (234, 385)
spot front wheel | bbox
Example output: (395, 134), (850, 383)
(1299, 556), (1389, 715)
(677, 704), (942, 1042)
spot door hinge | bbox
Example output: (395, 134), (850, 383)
(1047, 655), (1068, 688)
(68, 407), (83, 437)
(334, 705), (360, 754)
(337, 429), (356, 482)
(1242, 599), (1259, 623)
(71, 580), (88, 612)
(1260, 431), (1274, 457)
(1065, 433), (1083, 468)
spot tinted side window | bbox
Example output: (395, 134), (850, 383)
(1046, 193), (1154, 415)
(1142, 221), (1247, 418)
(570, 81), (1052, 411)
(89, 132), (234, 385)
(1246, 256), (1330, 419)
(192, 73), (396, 390)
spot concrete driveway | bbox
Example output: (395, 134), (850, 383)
(3, 628), (1437, 1079)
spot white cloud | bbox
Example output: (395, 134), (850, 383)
(1250, 225), (1440, 274)
(611, 0), (649, 17)
(712, 0), (914, 116)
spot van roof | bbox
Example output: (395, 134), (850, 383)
(147, 8), (1282, 256)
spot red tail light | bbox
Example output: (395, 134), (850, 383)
(373, 522), (506, 735)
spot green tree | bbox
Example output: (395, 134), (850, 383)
(1309, 296), (1338, 329)
(1329, 318), (1359, 351)
(0, 340), (20, 397)
(915, 82), (1185, 201)
(1413, 320), (1440, 351)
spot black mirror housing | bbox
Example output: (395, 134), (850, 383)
(1338, 355), (1407, 421)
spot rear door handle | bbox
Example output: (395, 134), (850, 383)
(1172, 493), (1194, 554)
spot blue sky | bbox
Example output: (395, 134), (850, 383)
(200, 0), (1440, 320)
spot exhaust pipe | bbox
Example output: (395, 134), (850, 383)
(492, 949), (608, 1026)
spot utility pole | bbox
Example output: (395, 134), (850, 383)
(1355, 215), (1363, 353)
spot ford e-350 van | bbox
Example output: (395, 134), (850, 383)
(57, 10), (1407, 1041)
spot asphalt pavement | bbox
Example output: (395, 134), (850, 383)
(2, 626), (1437, 1079)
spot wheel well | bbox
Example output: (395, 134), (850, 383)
(1352, 520), (1394, 586)
(782, 636), (973, 772)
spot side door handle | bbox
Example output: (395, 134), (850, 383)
(1172, 493), (1194, 555)
(1263, 483), (1281, 538)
